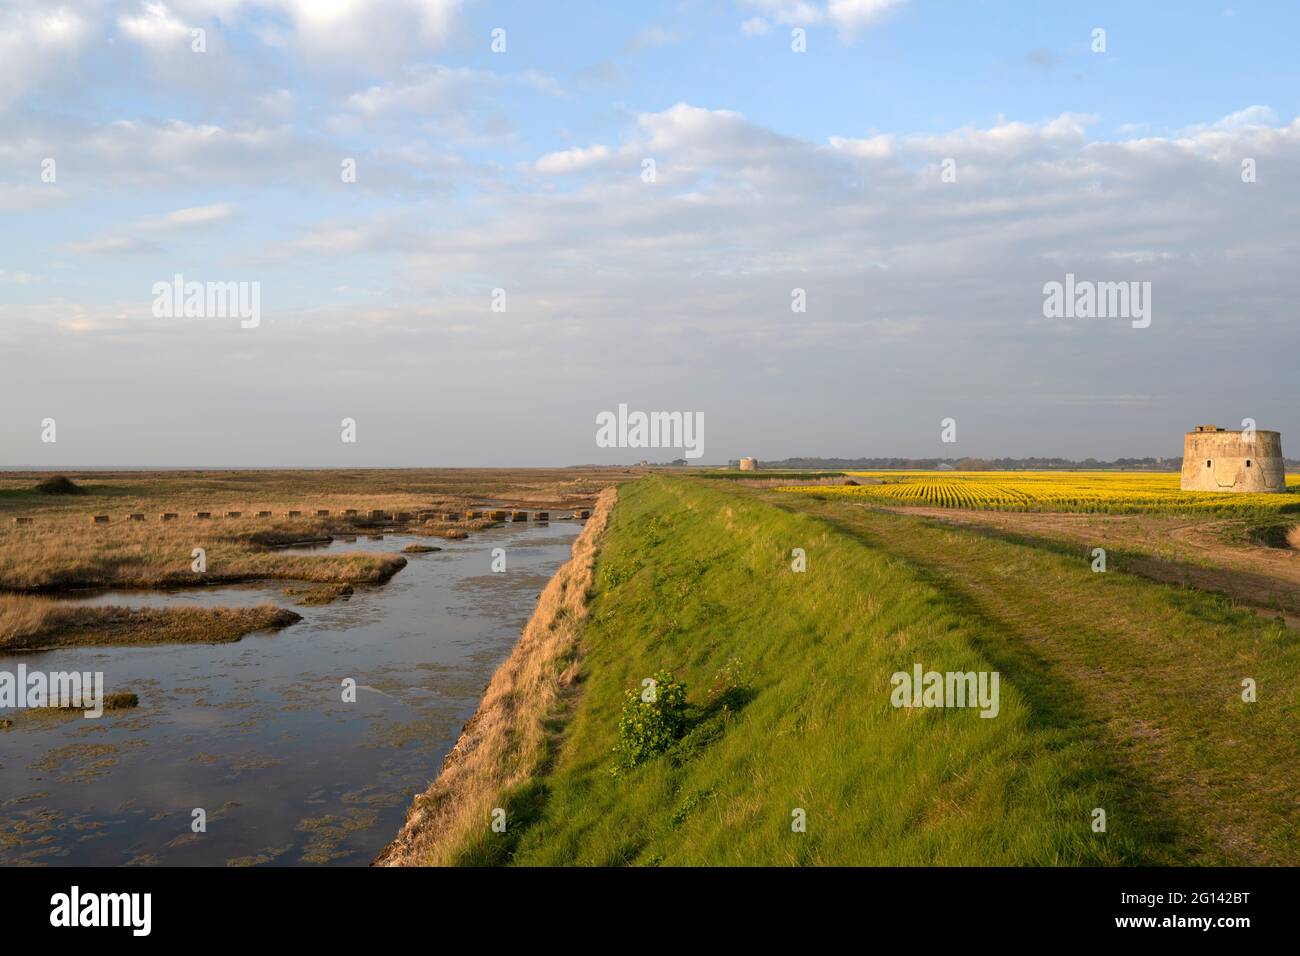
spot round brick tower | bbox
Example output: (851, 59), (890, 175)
(1180, 425), (1285, 493)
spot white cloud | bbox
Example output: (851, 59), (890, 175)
(1, 0), (468, 112)
(117, 1), (192, 52)
(899, 113), (1097, 160)
(333, 64), (562, 144)
(135, 202), (236, 230)
(258, 87), (296, 117)
(535, 144), (614, 175)
(344, 64), (562, 118)
(58, 203), (234, 262)
(739, 0), (907, 37)
(345, 65), (483, 116)
(256, 213), (418, 261)
(82, 119), (316, 185)
(826, 0), (908, 35)
(156, 0), (466, 59)
(0, 3), (94, 109)
(828, 133), (894, 158)
(65, 235), (159, 255)
(741, 1), (823, 25)
(0, 181), (73, 213)
(265, 0), (463, 66)
(1177, 104), (1278, 135)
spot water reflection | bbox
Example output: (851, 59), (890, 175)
(0, 522), (582, 866)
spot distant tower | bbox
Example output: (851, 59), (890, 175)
(1180, 425), (1285, 493)
(739, 457), (758, 471)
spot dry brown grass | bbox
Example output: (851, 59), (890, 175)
(283, 583), (354, 606)
(0, 467), (623, 522)
(0, 594), (302, 652)
(0, 516), (408, 591)
(374, 485), (617, 867)
(415, 517), (495, 540)
(0, 594), (52, 642)
(0, 468), (624, 592)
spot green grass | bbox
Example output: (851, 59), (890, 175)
(452, 475), (1290, 866)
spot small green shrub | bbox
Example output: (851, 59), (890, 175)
(670, 787), (716, 826)
(601, 562), (636, 589)
(612, 670), (688, 773)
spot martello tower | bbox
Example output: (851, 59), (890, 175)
(1180, 425), (1285, 493)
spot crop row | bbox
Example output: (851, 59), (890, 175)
(776, 472), (1300, 516)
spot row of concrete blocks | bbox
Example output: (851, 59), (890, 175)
(15, 508), (594, 526)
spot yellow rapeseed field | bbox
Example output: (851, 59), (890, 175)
(776, 471), (1300, 515)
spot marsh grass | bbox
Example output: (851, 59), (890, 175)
(0, 467), (617, 515)
(0, 594), (302, 651)
(0, 513), (408, 591)
(0, 468), (613, 591)
(51, 692), (139, 711)
(283, 583), (354, 606)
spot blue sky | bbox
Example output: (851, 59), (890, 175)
(2, 1), (1298, 465)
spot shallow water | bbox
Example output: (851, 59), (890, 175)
(0, 521), (582, 866)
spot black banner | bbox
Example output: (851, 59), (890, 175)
(0, 866), (1287, 942)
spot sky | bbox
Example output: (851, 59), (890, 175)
(2, 0), (1298, 466)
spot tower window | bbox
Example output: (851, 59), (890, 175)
(1206, 459), (1212, 467)
(1246, 459), (1252, 467)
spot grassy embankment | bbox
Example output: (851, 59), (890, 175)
(765, 489), (1300, 864)
(420, 475), (1299, 866)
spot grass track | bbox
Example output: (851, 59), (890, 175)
(765, 490), (1300, 865)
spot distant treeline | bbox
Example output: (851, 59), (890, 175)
(752, 456), (1300, 471)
